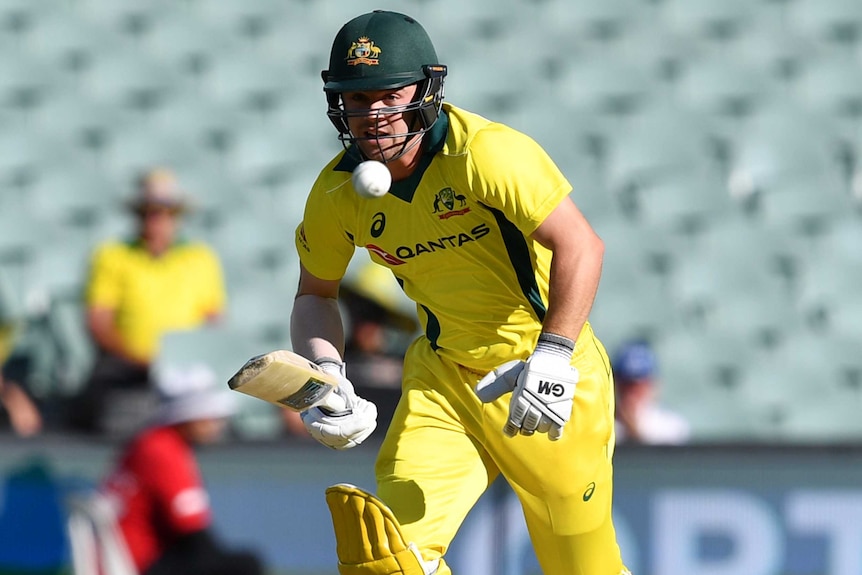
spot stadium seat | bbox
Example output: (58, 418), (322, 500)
(156, 327), (262, 392)
(723, 17), (812, 81)
(24, 238), (91, 308)
(208, 206), (295, 284)
(226, 282), (293, 347)
(169, 161), (246, 220)
(673, 53), (776, 118)
(0, 0), (52, 27)
(726, 104), (845, 199)
(603, 101), (722, 196)
(21, 6), (119, 73)
(79, 48), (186, 111)
(825, 299), (862, 339)
(149, 91), (243, 156)
(810, 214), (862, 264)
(608, 19), (691, 84)
(539, 0), (650, 41)
(735, 333), (862, 440)
(197, 48), (293, 113)
(444, 43), (553, 120)
(780, 393), (862, 442)
(787, 0), (862, 45)
(653, 328), (763, 441)
(0, 48), (62, 111)
(97, 122), (203, 185)
(590, 277), (678, 355)
(666, 219), (793, 329)
(795, 252), (862, 330)
(671, 389), (761, 442)
(593, 215), (675, 279)
(191, 0), (295, 39)
(27, 166), (115, 230)
(75, 0), (173, 36)
(140, 11), (237, 78)
(654, 327), (758, 394)
(567, 170), (619, 222)
(628, 170), (736, 232)
(660, 0), (759, 40)
(46, 298), (96, 395)
(755, 173), (853, 234)
(219, 122), (301, 188)
(0, 209), (45, 265)
(552, 48), (660, 117)
(31, 91), (134, 154)
(792, 53), (862, 119)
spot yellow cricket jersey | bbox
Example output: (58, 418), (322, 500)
(86, 240), (226, 362)
(297, 104), (585, 373)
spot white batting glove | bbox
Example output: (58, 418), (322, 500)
(476, 333), (578, 441)
(300, 360), (377, 450)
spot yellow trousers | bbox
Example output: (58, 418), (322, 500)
(374, 325), (626, 575)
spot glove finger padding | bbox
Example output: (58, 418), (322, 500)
(521, 405), (542, 434)
(475, 360), (524, 403)
(325, 484), (429, 575)
(301, 398), (378, 450)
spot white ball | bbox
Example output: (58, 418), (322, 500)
(351, 160), (392, 199)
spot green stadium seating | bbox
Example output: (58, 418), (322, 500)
(787, 0), (862, 45)
(4, 0), (862, 442)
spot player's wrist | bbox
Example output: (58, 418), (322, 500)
(314, 357), (344, 374)
(534, 332), (575, 362)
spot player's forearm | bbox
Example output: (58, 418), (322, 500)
(541, 235), (604, 343)
(290, 294), (346, 362)
(86, 308), (144, 363)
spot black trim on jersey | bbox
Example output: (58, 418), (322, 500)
(333, 112), (450, 205)
(421, 304), (441, 350)
(488, 207), (547, 322)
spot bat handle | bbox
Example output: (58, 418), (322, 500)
(318, 389), (348, 415)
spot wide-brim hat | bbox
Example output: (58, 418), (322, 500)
(126, 167), (192, 215)
(152, 363), (236, 426)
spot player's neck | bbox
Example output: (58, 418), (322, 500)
(388, 137), (424, 182)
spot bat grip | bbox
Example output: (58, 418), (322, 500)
(319, 389), (349, 415)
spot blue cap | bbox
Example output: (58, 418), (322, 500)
(613, 341), (657, 381)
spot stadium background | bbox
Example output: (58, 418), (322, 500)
(0, 0), (861, 573)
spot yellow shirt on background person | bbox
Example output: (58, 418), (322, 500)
(86, 240), (226, 362)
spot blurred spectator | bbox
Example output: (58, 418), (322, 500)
(66, 168), (227, 435)
(612, 340), (691, 445)
(101, 364), (265, 575)
(0, 275), (42, 437)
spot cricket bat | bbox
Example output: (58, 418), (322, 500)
(227, 350), (347, 413)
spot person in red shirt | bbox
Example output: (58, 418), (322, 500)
(101, 364), (264, 575)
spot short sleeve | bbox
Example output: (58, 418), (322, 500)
(467, 124), (572, 236)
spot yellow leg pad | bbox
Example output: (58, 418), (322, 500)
(325, 483), (427, 575)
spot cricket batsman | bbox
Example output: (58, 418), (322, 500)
(288, 10), (631, 575)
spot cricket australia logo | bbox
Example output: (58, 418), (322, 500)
(347, 37), (381, 66)
(433, 187), (471, 220)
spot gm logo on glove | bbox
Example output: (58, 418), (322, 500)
(537, 380), (567, 397)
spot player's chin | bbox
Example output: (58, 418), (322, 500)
(358, 138), (400, 163)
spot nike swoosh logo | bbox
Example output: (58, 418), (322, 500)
(583, 482), (596, 502)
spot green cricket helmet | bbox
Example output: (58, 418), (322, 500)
(321, 10), (447, 160)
